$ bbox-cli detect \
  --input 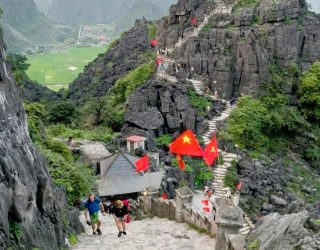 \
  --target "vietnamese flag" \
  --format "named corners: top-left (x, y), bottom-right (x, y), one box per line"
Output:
top-left (203, 134), bottom-right (219, 166)
top-left (203, 207), bottom-right (210, 213)
top-left (169, 130), bottom-right (204, 157)
top-left (150, 39), bottom-right (158, 47)
top-left (176, 155), bottom-right (186, 171)
top-left (162, 193), bottom-right (168, 200)
top-left (201, 199), bottom-right (209, 206)
top-left (236, 181), bottom-right (243, 191)
top-left (135, 155), bottom-right (149, 172)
